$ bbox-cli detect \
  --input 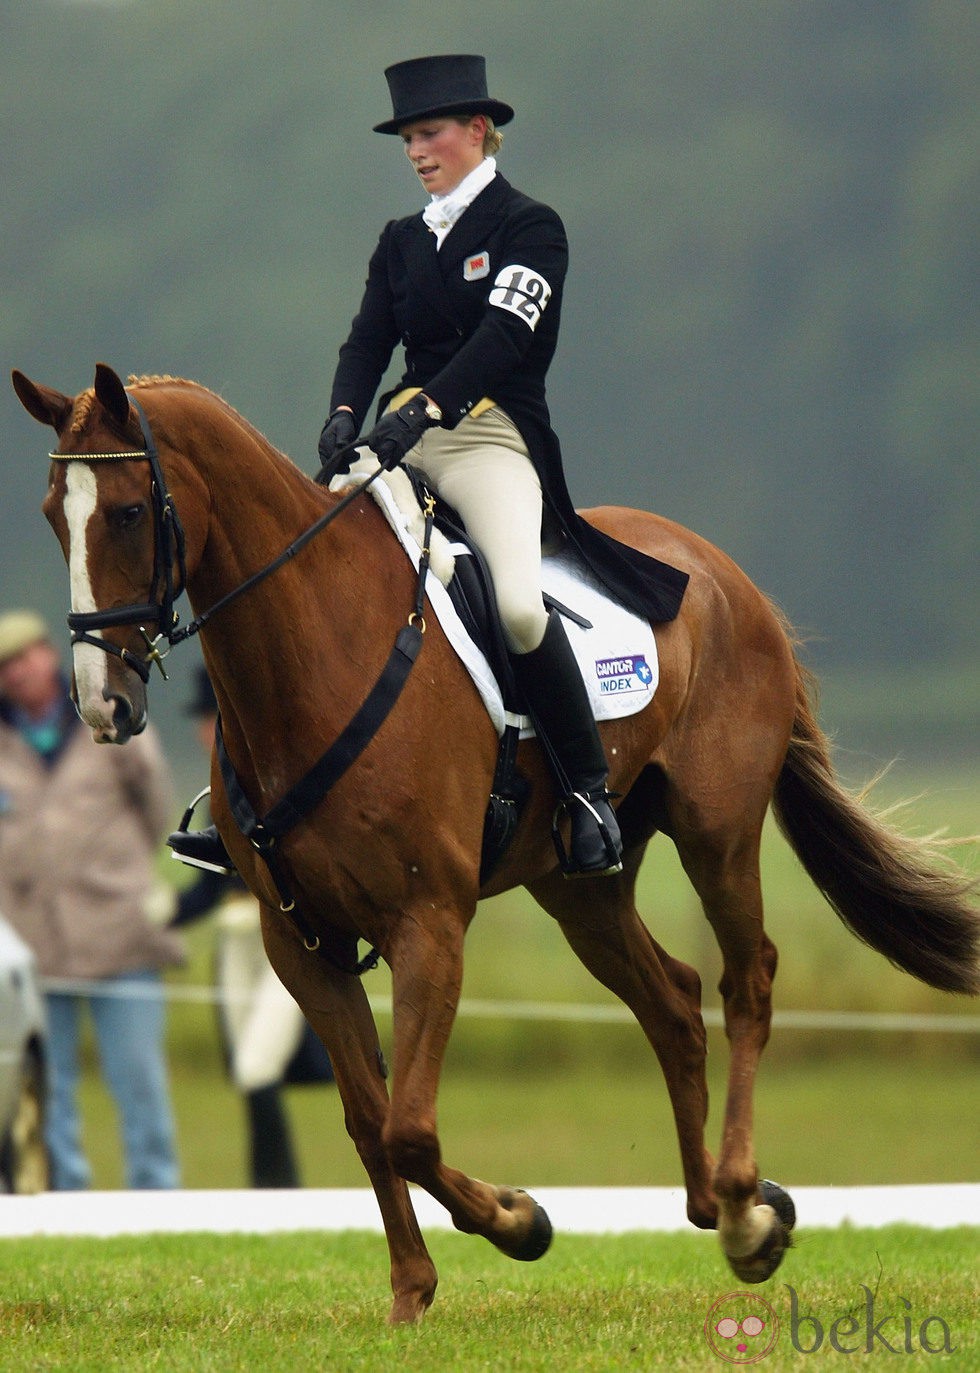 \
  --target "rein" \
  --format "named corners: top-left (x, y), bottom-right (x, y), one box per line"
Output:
top-left (165, 444), bottom-right (387, 653)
